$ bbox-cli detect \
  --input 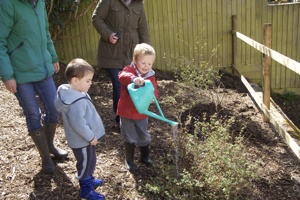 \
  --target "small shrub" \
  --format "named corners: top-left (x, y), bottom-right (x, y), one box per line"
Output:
top-left (280, 91), bottom-right (300, 105)
top-left (163, 36), bottom-right (224, 112)
top-left (145, 114), bottom-right (259, 200)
